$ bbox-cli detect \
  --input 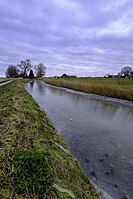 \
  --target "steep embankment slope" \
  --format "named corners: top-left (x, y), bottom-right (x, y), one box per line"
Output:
top-left (0, 80), bottom-right (99, 199)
